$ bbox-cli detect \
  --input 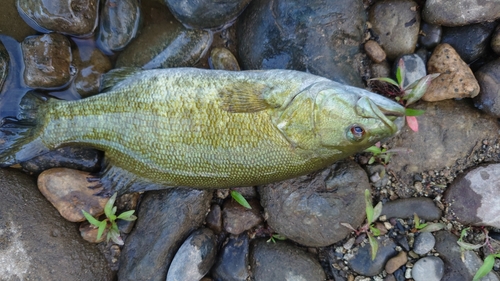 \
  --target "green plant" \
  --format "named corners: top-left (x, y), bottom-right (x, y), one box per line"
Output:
top-left (412, 213), bottom-right (445, 233)
top-left (82, 192), bottom-right (137, 245)
top-left (474, 253), bottom-right (500, 281)
top-left (364, 142), bottom-right (412, 165)
top-left (370, 58), bottom-right (440, 132)
top-left (341, 189), bottom-right (382, 260)
top-left (456, 227), bottom-right (499, 280)
top-left (267, 233), bottom-right (287, 243)
top-left (230, 190), bottom-right (251, 209)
